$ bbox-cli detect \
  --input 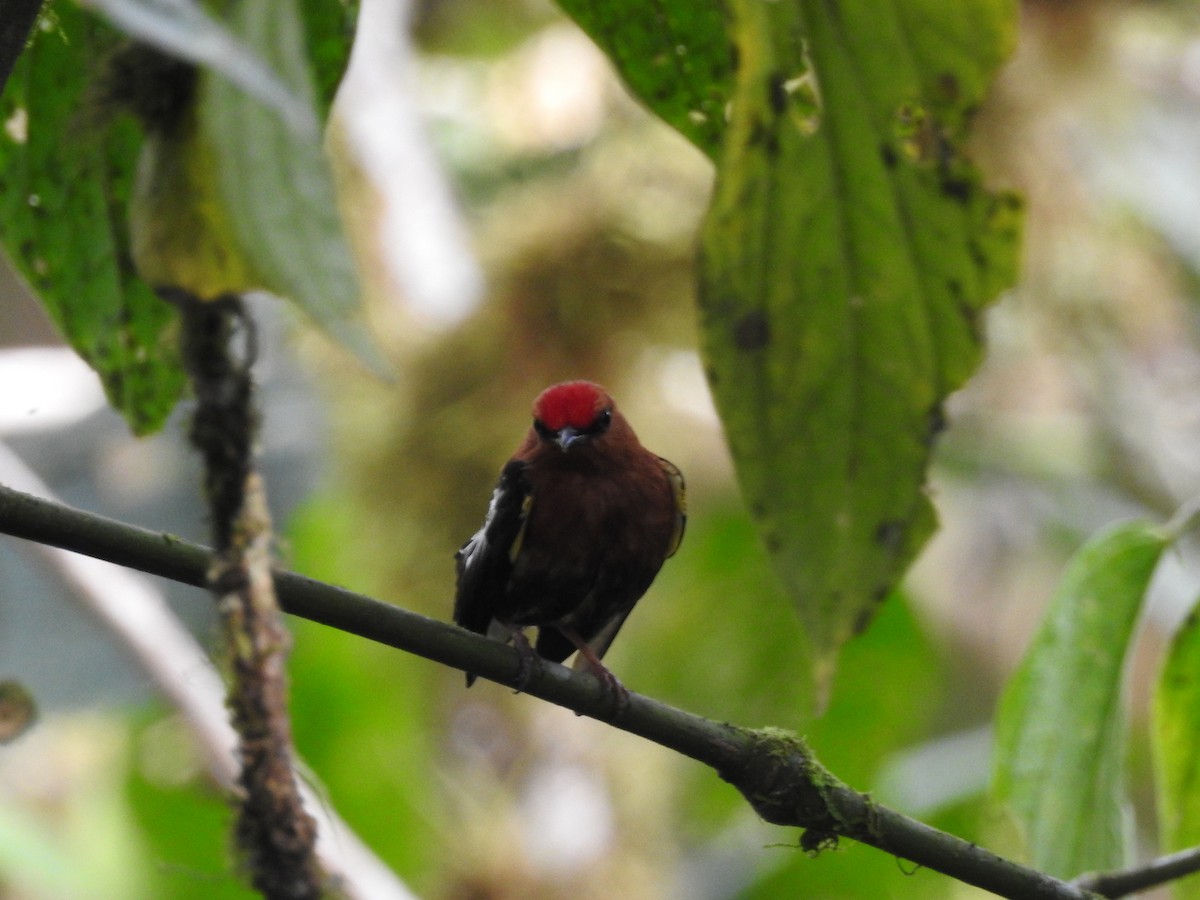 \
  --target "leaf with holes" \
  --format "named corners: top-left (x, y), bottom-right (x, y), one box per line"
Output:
top-left (696, 0), bottom-right (1021, 697)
